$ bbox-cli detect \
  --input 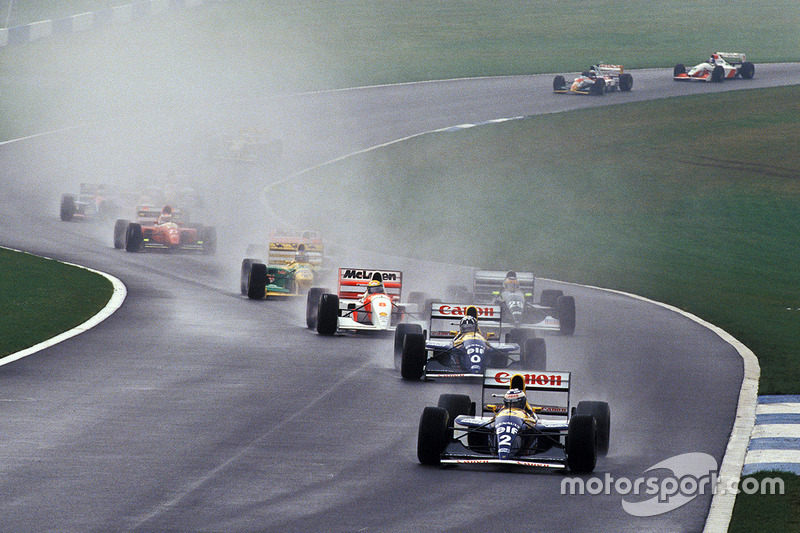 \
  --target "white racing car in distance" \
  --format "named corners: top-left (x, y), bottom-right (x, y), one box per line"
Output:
top-left (673, 52), bottom-right (754, 82)
top-left (553, 64), bottom-right (633, 95)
